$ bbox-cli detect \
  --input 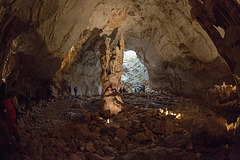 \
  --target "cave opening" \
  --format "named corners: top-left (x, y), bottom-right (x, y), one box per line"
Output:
top-left (121, 50), bottom-right (149, 93)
